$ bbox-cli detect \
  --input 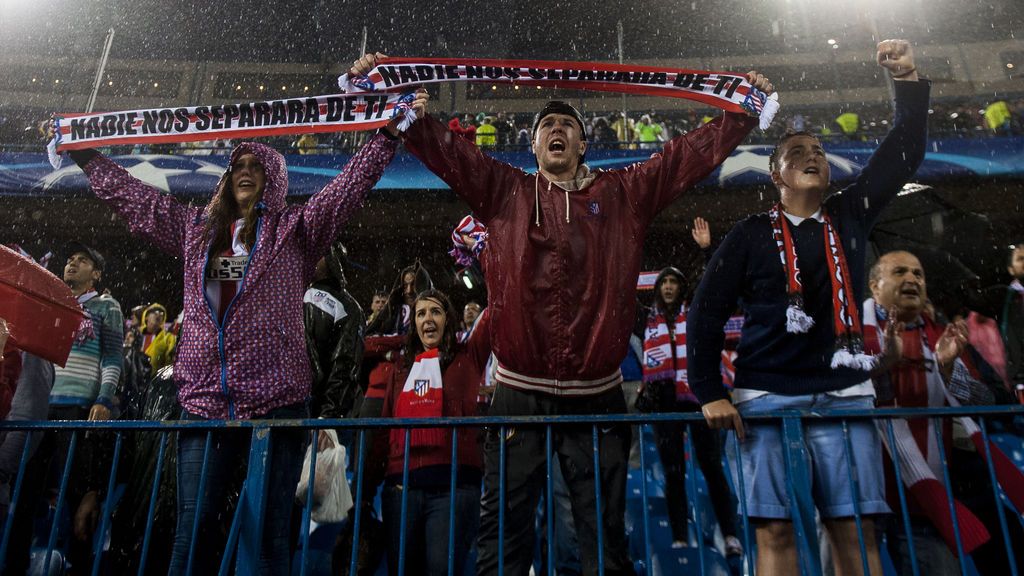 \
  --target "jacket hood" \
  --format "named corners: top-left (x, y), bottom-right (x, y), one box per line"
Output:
top-left (654, 266), bottom-right (686, 312)
top-left (211, 142), bottom-right (288, 213)
top-left (142, 302), bottom-right (167, 332)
